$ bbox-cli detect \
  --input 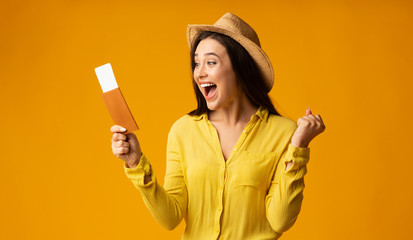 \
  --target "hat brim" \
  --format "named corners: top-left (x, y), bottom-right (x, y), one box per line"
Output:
top-left (187, 24), bottom-right (274, 92)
